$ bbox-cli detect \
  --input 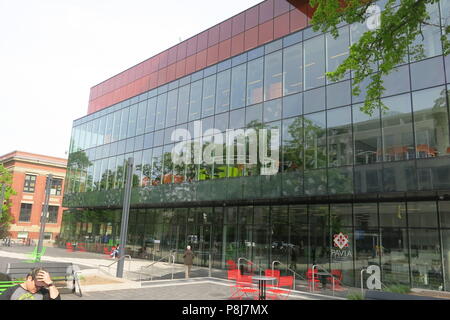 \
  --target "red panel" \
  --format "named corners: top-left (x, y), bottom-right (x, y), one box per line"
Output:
top-left (158, 51), bottom-right (168, 69)
top-left (149, 72), bottom-right (158, 89)
top-left (168, 46), bottom-right (178, 66)
top-left (232, 12), bottom-right (245, 36)
top-left (197, 31), bottom-right (208, 52)
top-left (177, 42), bottom-right (187, 61)
top-left (290, 8), bottom-right (307, 32)
top-left (136, 63), bottom-right (145, 80)
top-left (259, 0), bottom-right (274, 24)
top-left (196, 49), bottom-right (207, 70)
top-left (143, 59), bottom-right (152, 75)
top-left (274, 12), bottom-right (290, 39)
top-left (244, 27), bottom-right (259, 51)
top-left (207, 44), bottom-right (219, 66)
top-left (167, 63), bottom-right (177, 82)
top-left (231, 33), bottom-right (245, 56)
top-left (274, 0), bottom-right (292, 17)
top-left (186, 36), bottom-right (198, 57)
top-left (150, 56), bottom-right (159, 73)
top-left (176, 59), bottom-right (186, 78)
top-left (129, 66), bottom-right (137, 82)
top-left (208, 25), bottom-right (220, 46)
top-left (218, 39), bottom-right (231, 61)
top-left (157, 67), bottom-right (167, 86)
top-left (245, 6), bottom-right (259, 30)
top-left (258, 19), bottom-right (274, 45)
top-left (219, 19), bottom-right (232, 41)
top-left (185, 55), bottom-right (197, 75)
